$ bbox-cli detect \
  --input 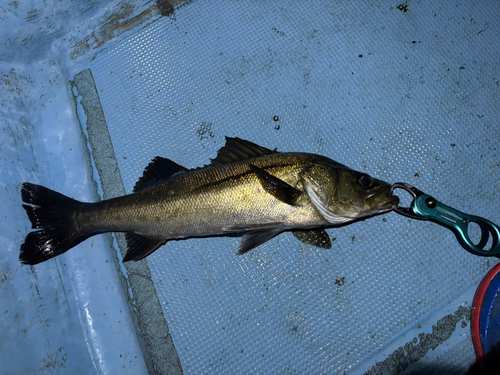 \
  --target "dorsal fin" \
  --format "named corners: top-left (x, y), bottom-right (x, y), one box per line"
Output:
top-left (134, 157), bottom-right (189, 193)
top-left (210, 137), bottom-right (278, 165)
